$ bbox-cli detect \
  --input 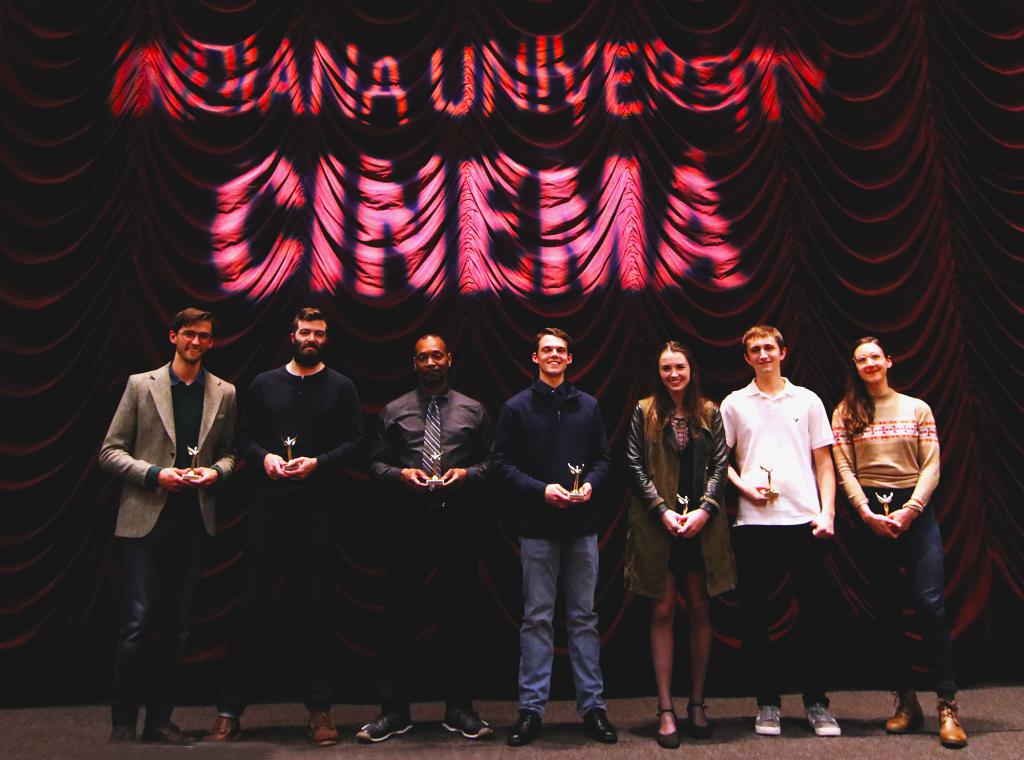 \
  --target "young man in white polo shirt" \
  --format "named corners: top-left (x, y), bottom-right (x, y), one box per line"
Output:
top-left (720, 324), bottom-right (840, 737)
